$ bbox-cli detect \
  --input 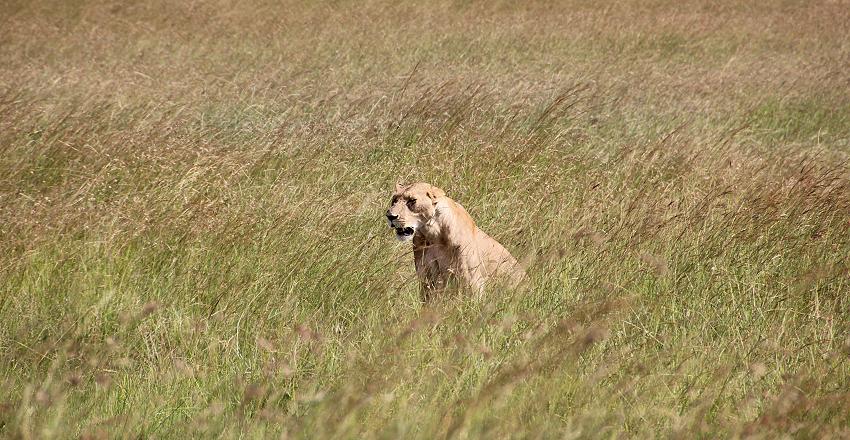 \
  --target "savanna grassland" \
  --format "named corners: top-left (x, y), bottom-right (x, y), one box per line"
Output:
top-left (2, 0), bottom-right (850, 437)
